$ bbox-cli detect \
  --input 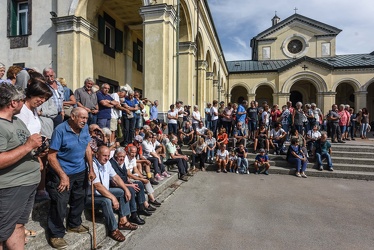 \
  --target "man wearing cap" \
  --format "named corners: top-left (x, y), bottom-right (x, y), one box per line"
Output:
top-left (254, 148), bottom-right (270, 175)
